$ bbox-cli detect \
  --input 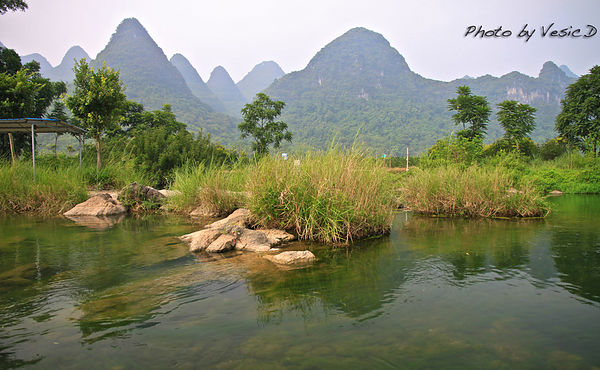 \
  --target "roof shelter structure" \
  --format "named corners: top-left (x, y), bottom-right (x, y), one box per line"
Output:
top-left (0, 118), bottom-right (87, 180)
